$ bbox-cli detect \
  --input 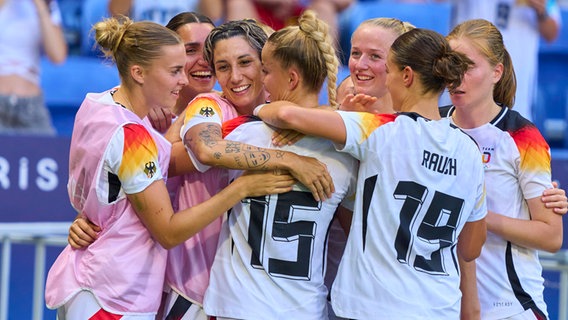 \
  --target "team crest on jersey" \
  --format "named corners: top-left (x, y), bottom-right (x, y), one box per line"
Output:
top-left (199, 106), bottom-right (215, 117)
top-left (144, 161), bottom-right (156, 178)
top-left (481, 146), bottom-right (494, 169)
